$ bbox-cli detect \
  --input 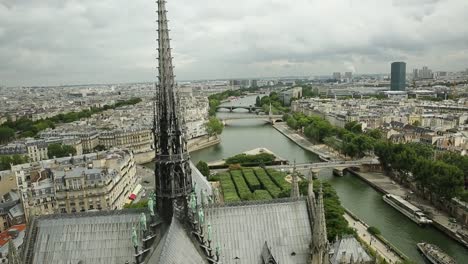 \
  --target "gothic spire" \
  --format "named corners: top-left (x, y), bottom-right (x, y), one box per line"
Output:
top-left (8, 239), bottom-right (21, 264)
top-left (154, 0), bottom-right (192, 222)
top-left (307, 169), bottom-right (315, 200)
top-left (311, 184), bottom-right (329, 264)
top-left (290, 160), bottom-right (300, 198)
